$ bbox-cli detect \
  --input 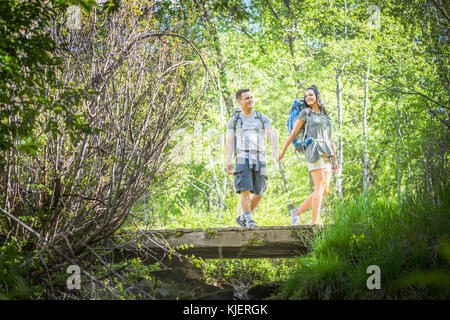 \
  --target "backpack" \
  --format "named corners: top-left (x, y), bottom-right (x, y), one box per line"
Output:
top-left (286, 98), bottom-right (312, 153)
top-left (232, 109), bottom-right (265, 157)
